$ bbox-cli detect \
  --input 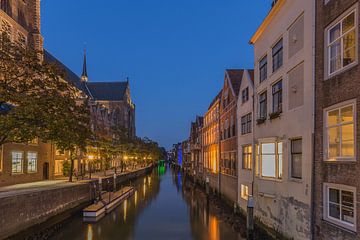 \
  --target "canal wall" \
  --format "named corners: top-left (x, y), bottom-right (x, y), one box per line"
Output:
top-left (0, 165), bottom-right (153, 239)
